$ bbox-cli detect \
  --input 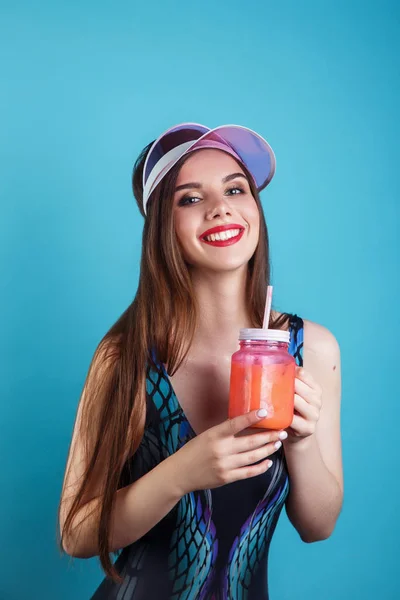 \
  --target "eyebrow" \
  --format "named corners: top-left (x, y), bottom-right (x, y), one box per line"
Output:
top-left (175, 172), bottom-right (248, 193)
